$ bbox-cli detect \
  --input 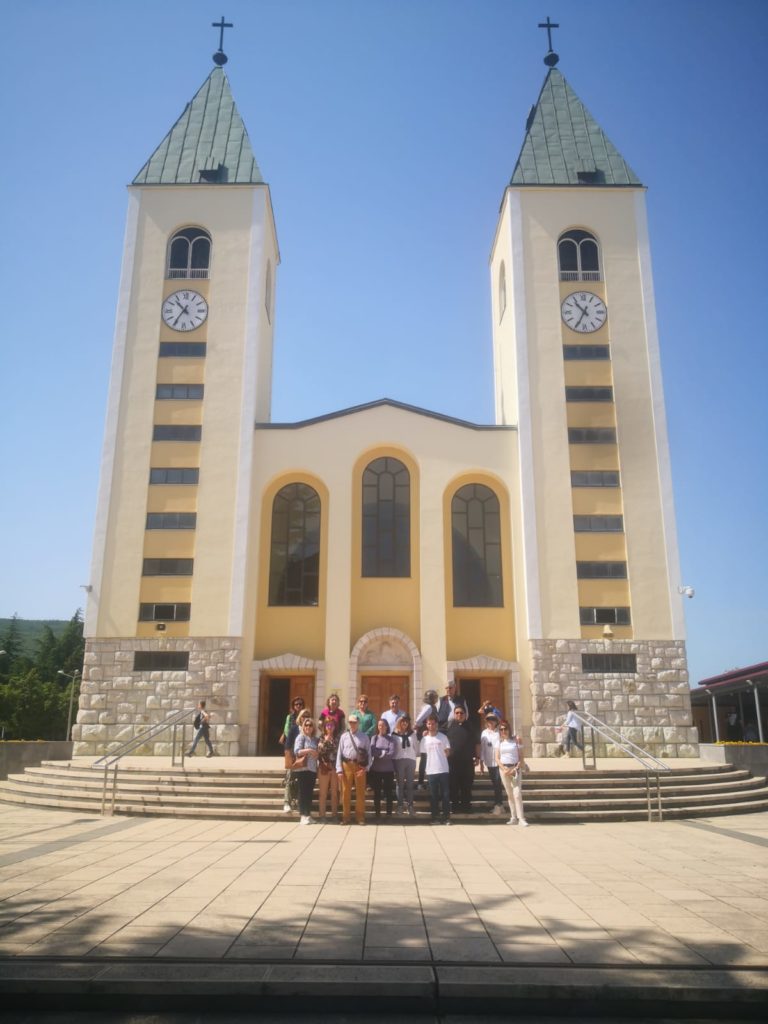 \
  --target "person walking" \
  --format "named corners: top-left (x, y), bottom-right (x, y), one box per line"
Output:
top-left (392, 714), bottom-right (419, 816)
top-left (369, 719), bottom-right (396, 819)
top-left (186, 700), bottom-right (214, 758)
top-left (564, 701), bottom-right (584, 756)
top-left (336, 713), bottom-right (371, 825)
top-left (421, 715), bottom-right (451, 825)
top-left (479, 712), bottom-right (504, 815)
top-left (496, 721), bottom-right (529, 826)
top-left (293, 716), bottom-right (319, 825)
